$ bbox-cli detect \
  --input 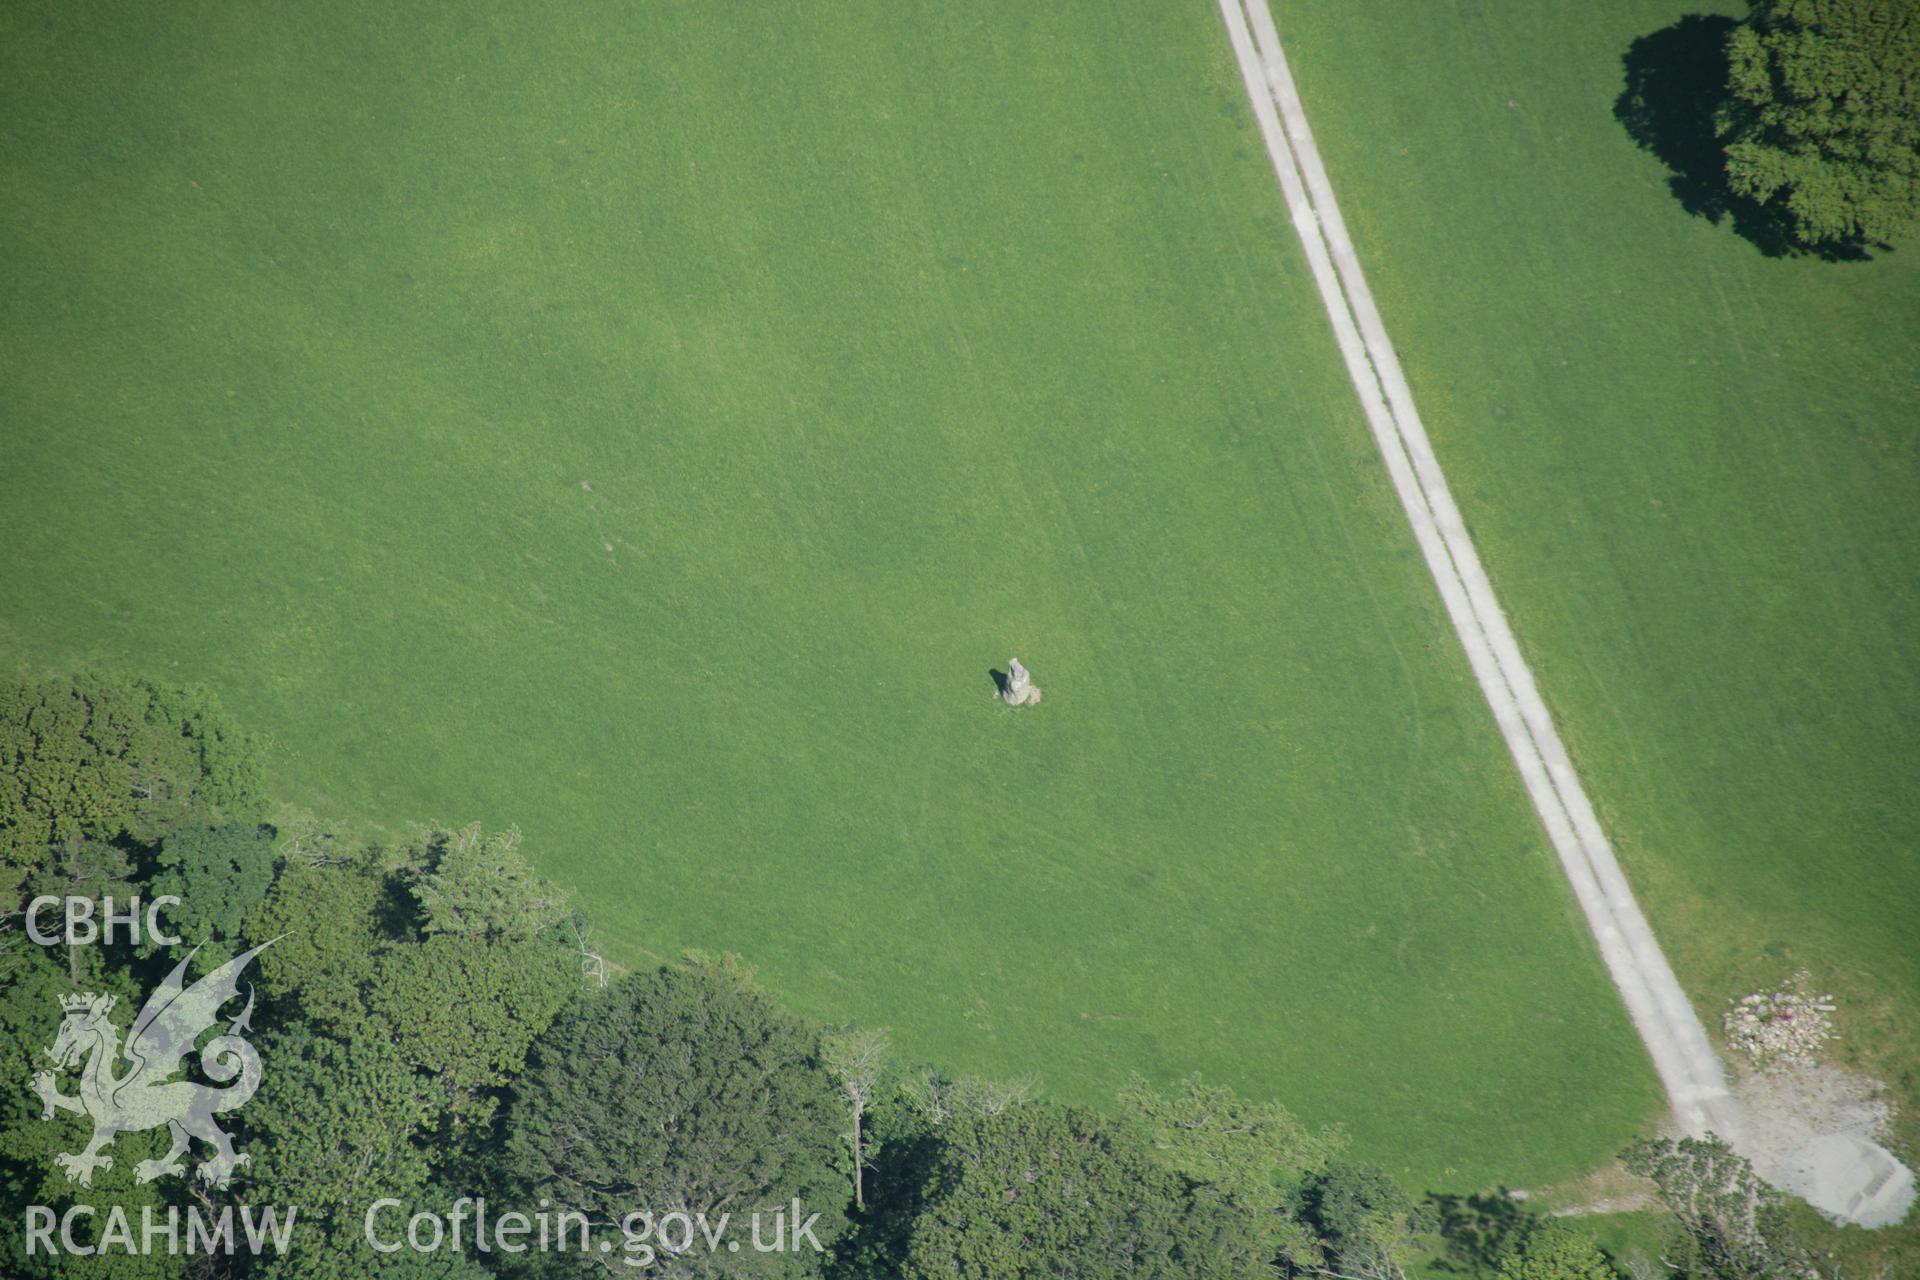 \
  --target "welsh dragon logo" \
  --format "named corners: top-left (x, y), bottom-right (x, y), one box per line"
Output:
top-left (31, 941), bottom-right (275, 1189)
